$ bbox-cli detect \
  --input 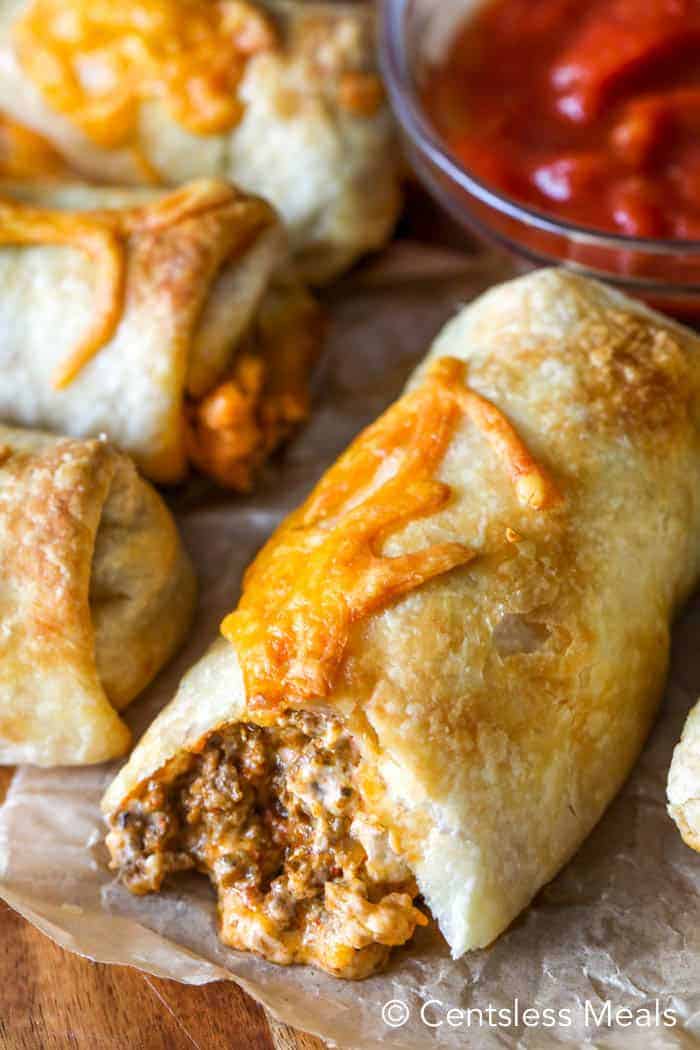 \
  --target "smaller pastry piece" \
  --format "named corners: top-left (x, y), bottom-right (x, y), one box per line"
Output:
top-left (0, 0), bottom-right (401, 282)
top-left (0, 424), bottom-right (196, 766)
top-left (0, 178), bottom-right (323, 488)
top-left (185, 277), bottom-right (324, 491)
